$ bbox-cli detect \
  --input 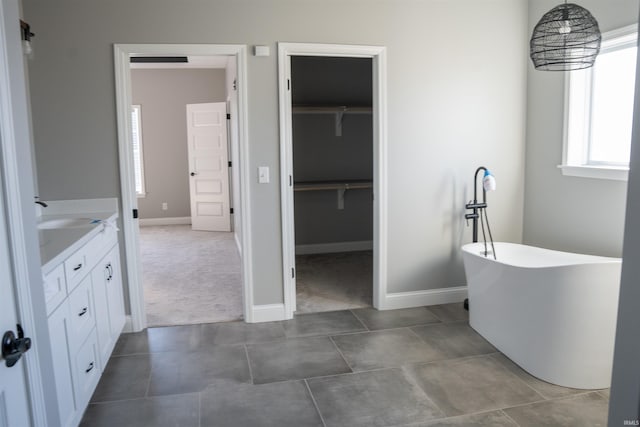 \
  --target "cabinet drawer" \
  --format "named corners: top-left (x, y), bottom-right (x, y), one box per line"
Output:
top-left (72, 330), bottom-right (101, 409)
top-left (64, 249), bottom-right (90, 293)
top-left (67, 275), bottom-right (96, 352)
top-left (44, 263), bottom-right (67, 315)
